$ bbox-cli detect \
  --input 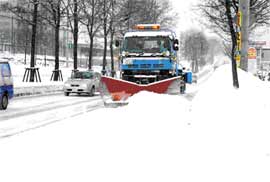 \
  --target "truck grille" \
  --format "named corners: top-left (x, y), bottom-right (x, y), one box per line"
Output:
top-left (140, 64), bottom-right (151, 68)
top-left (71, 84), bottom-right (80, 87)
top-left (128, 64), bottom-right (139, 68)
top-left (153, 64), bottom-right (164, 68)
